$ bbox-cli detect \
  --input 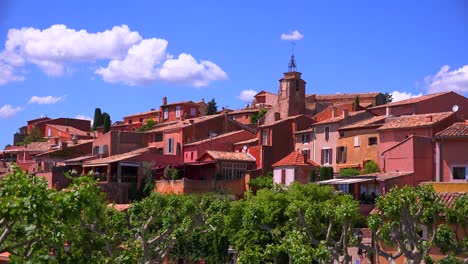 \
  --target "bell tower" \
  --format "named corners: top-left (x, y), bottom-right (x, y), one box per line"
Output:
top-left (277, 46), bottom-right (306, 118)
